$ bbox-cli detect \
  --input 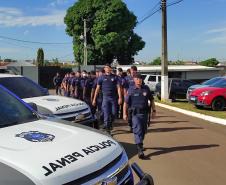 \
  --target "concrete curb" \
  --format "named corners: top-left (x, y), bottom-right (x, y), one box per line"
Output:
top-left (155, 102), bottom-right (226, 126)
